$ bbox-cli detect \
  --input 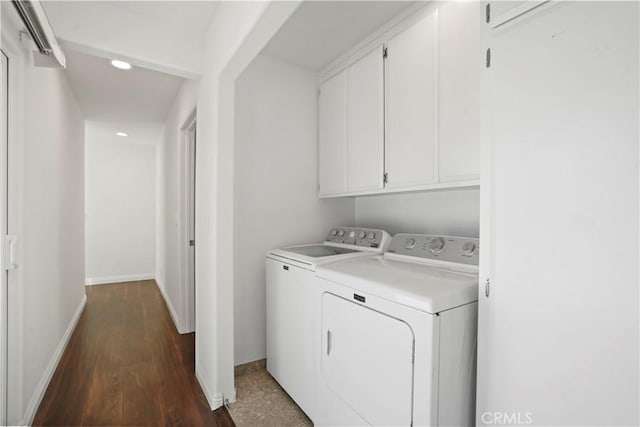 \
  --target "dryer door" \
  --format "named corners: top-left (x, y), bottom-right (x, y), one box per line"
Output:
top-left (321, 292), bottom-right (415, 426)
